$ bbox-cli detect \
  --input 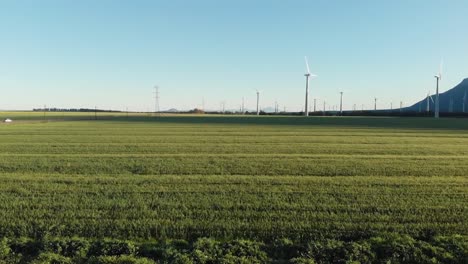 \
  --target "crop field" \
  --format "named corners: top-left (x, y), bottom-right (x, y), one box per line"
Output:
top-left (0, 113), bottom-right (467, 262)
